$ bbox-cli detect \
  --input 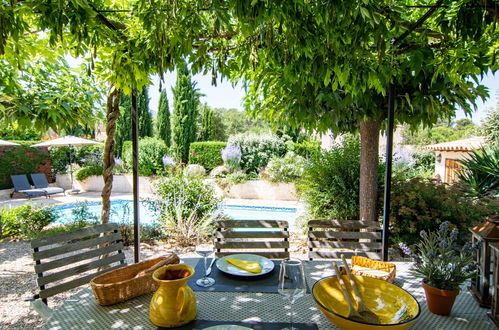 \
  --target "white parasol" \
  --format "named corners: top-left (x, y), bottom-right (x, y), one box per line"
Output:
top-left (0, 139), bottom-right (20, 146)
top-left (32, 136), bottom-right (102, 192)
